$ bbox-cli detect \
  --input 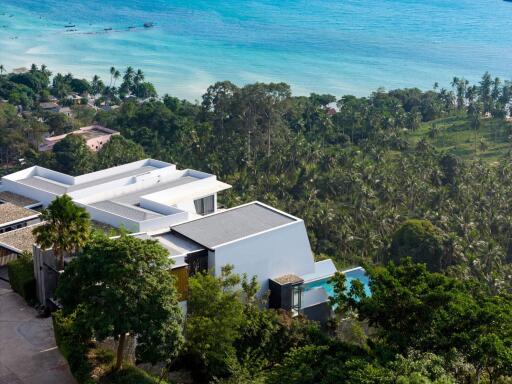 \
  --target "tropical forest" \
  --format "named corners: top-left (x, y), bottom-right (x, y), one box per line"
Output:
top-left (1, 65), bottom-right (512, 383)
